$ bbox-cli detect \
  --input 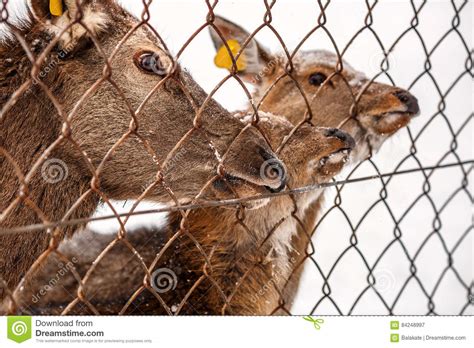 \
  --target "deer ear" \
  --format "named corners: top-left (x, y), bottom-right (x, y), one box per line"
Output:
top-left (28, 0), bottom-right (109, 49)
top-left (209, 16), bottom-right (273, 83)
top-left (28, 0), bottom-right (54, 20)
